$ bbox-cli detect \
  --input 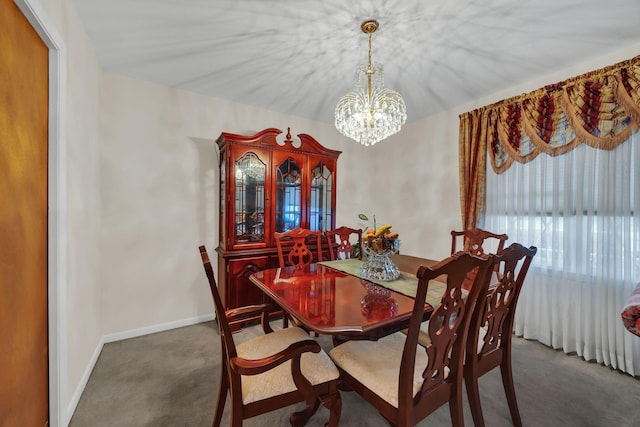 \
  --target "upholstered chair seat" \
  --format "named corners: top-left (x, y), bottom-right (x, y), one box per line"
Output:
top-left (238, 327), bottom-right (339, 404)
top-left (329, 332), bottom-right (429, 408)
